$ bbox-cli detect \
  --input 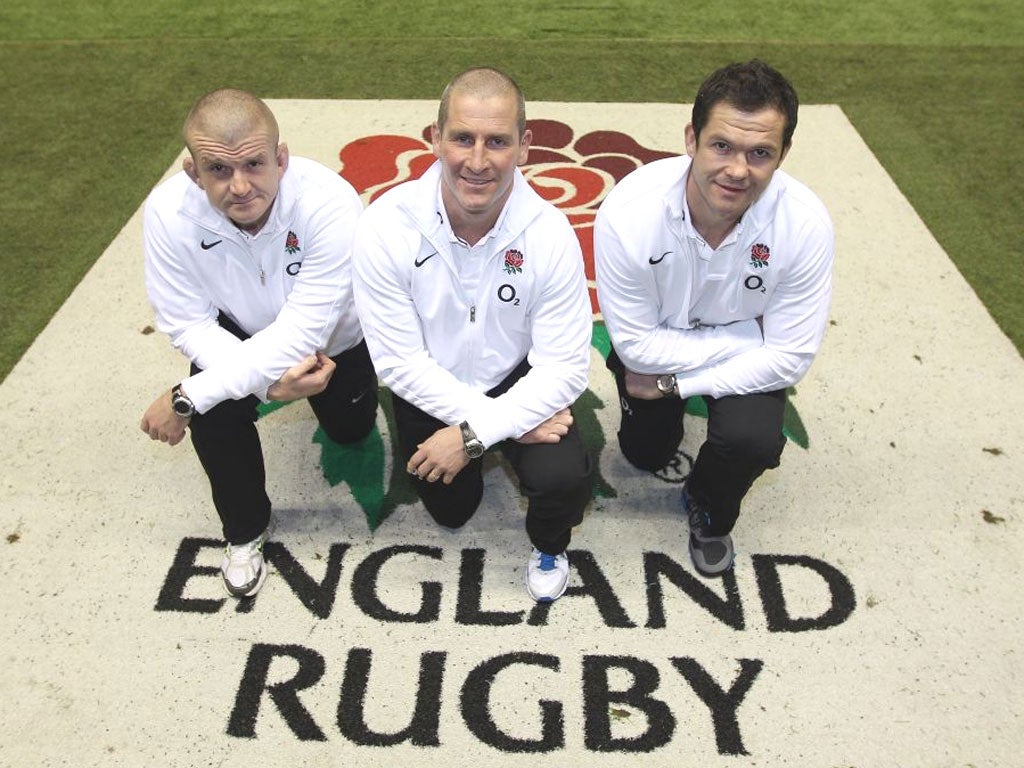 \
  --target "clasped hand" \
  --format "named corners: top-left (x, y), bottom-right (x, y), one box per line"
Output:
top-left (407, 424), bottom-right (469, 485)
top-left (268, 352), bottom-right (336, 401)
